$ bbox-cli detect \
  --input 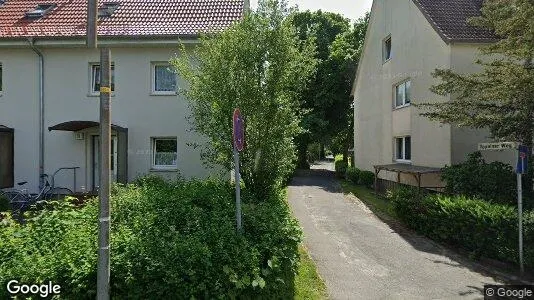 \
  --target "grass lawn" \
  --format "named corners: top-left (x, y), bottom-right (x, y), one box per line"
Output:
top-left (294, 245), bottom-right (328, 300)
top-left (339, 180), bottom-right (397, 220)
